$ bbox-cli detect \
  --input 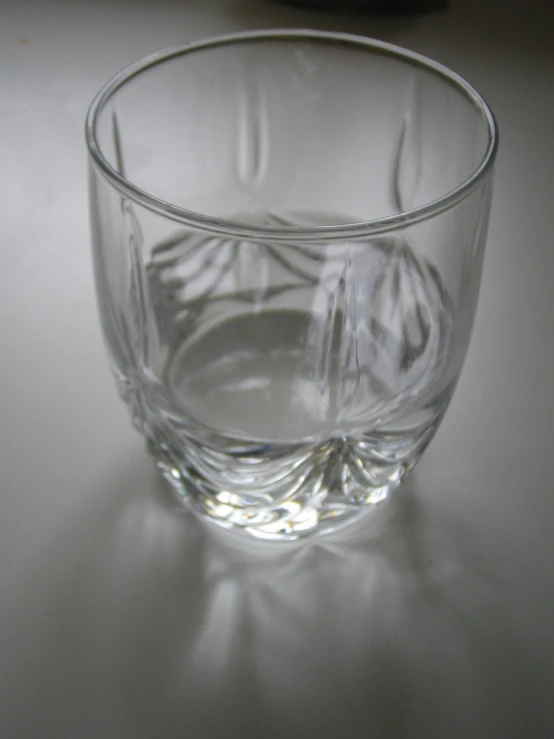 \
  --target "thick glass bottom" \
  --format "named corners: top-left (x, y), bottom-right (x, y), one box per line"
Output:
top-left (139, 414), bottom-right (440, 541)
